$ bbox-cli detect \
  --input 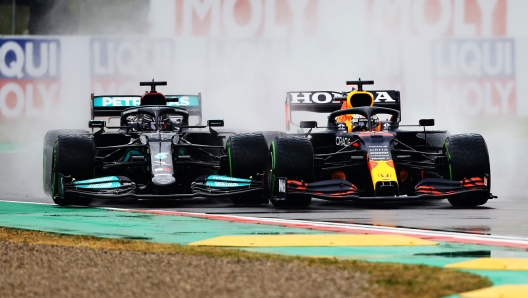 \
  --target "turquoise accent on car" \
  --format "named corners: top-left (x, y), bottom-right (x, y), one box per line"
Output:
top-left (73, 176), bottom-right (120, 185)
top-left (93, 97), bottom-right (141, 107)
top-left (123, 149), bottom-right (144, 162)
top-left (205, 181), bottom-right (251, 188)
top-left (207, 175), bottom-right (252, 183)
top-left (166, 95), bottom-right (200, 107)
top-left (75, 182), bottom-right (122, 189)
top-left (154, 153), bottom-right (168, 159)
top-left (93, 95), bottom-right (199, 107)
